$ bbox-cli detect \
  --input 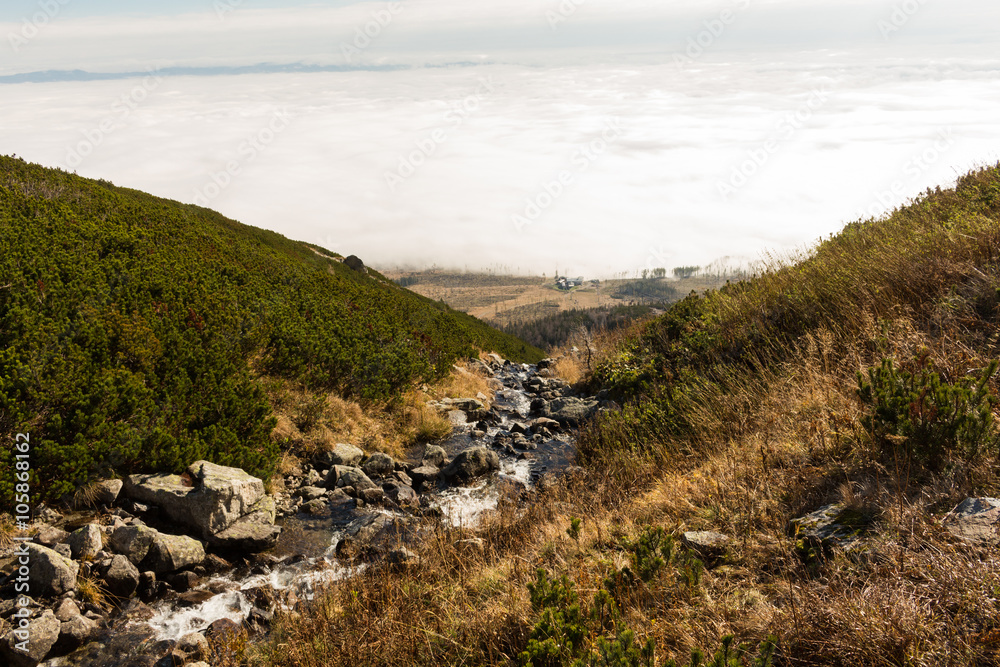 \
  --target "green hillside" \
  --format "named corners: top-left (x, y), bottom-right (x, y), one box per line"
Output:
top-left (0, 155), bottom-right (543, 502)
